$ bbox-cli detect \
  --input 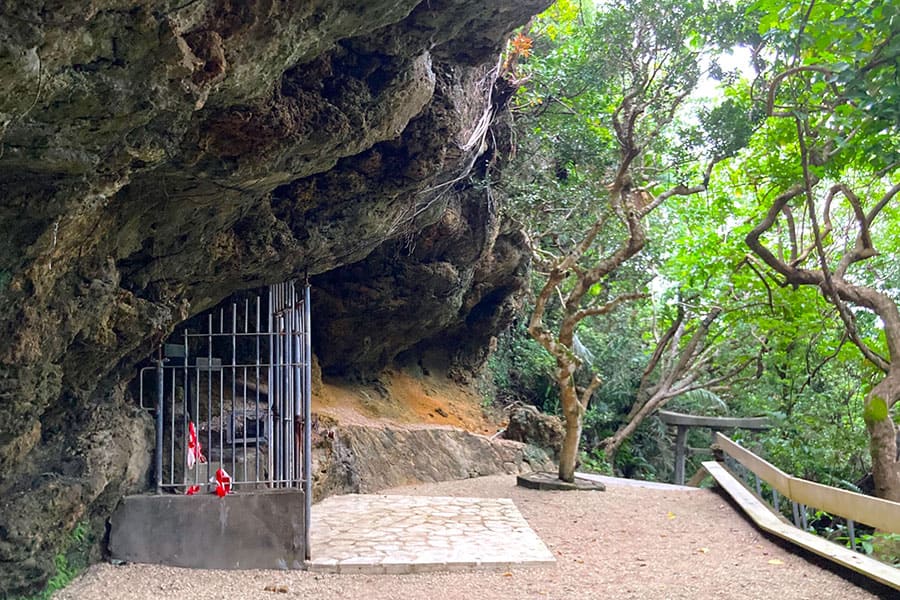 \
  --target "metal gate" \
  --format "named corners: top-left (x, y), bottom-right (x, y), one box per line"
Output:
top-left (139, 281), bottom-right (311, 553)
